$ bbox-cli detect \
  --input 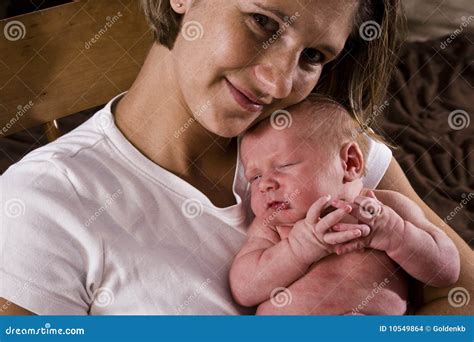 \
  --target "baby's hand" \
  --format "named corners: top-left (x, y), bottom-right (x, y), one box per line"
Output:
top-left (287, 195), bottom-right (370, 265)
top-left (332, 191), bottom-right (405, 253)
